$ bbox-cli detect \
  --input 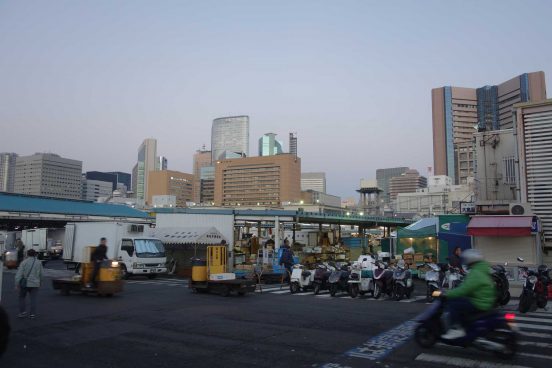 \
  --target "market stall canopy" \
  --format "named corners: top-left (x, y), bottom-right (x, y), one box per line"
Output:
top-left (467, 216), bottom-right (533, 237)
top-left (404, 218), bottom-right (439, 232)
top-left (153, 227), bottom-right (227, 245)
